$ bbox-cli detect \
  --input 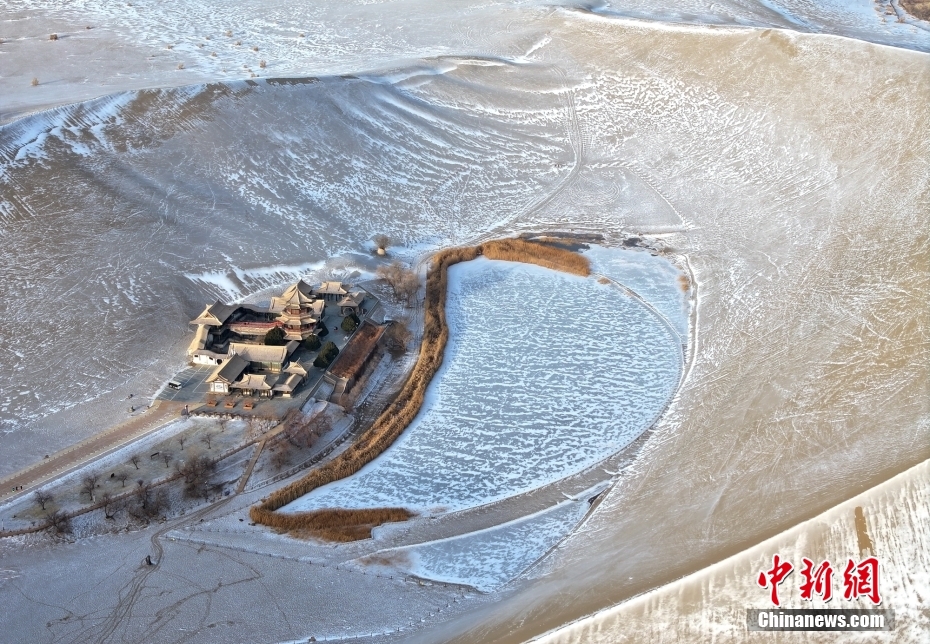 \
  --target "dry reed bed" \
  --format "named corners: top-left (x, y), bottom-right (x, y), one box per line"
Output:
top-left (900, 0), bottom-right (930, 21)
top-left (330, 322), bottom-right (385, 381)
top-left (249, 239), bottom-right (590, 539)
